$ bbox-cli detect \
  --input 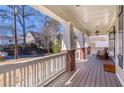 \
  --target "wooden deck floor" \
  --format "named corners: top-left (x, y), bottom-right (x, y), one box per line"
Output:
top-left (46, 55), bottom-right (122, 87)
